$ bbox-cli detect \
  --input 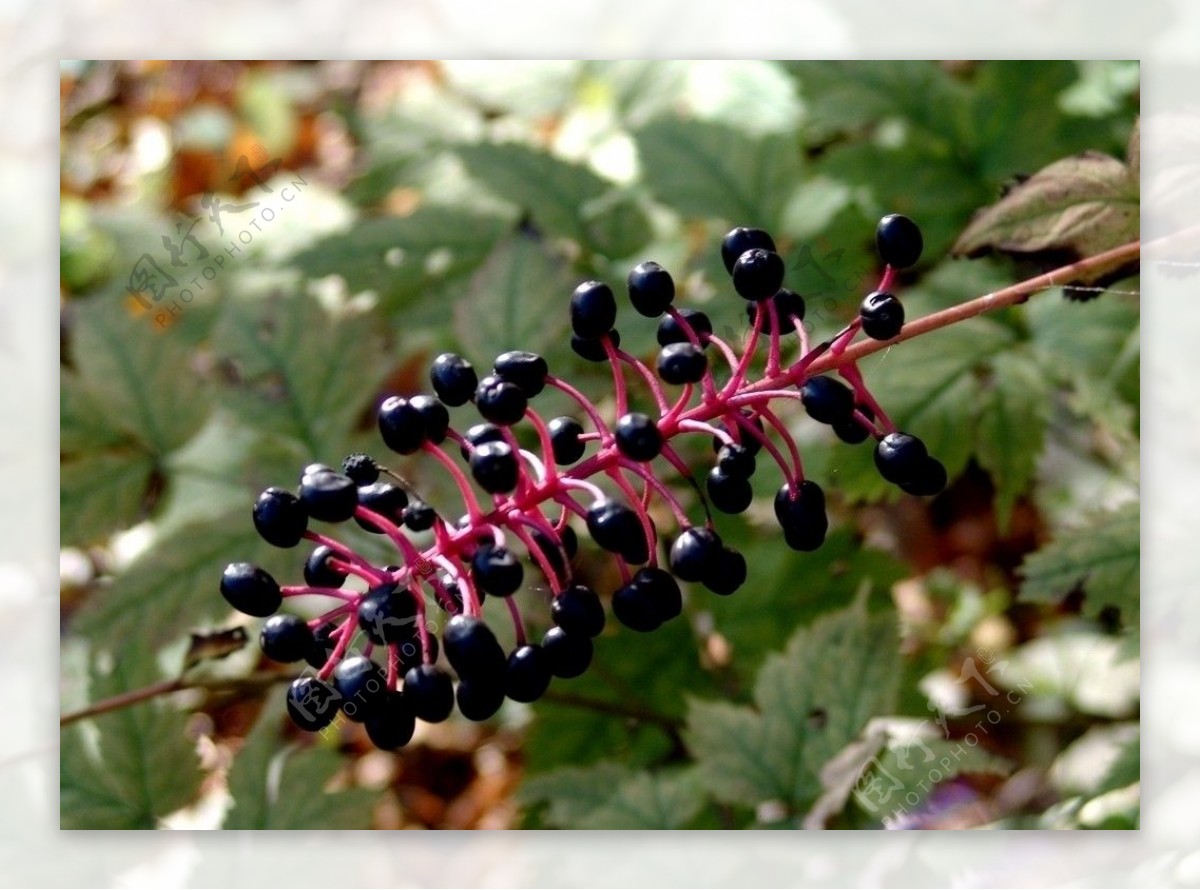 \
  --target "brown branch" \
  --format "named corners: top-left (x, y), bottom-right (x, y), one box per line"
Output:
top-left (59, 672), bottom-right (290, 727)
